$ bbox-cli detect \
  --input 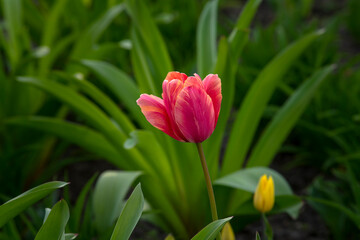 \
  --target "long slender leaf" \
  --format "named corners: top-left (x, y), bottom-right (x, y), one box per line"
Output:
top-left (41, 0), bottom-right (70, 46)
top-left (125, 0), bottom-right (173, 84)
top-left (93, 171), bottom-right (142, 232)
top-left (72, 173), bottom-right (98, 230)
top-left (110, 184), bottom-right (144, 240)
top-left (2, 0), bottom-right (22, 67)
top-left (80, 59), bottom-right (143, 126)
top-left (130, 27), bottom-right (158, 95)
top-left (215, 167), bottom-right (292, 195)
top-left (197, 0), bottom-right (218, 77)
top-left (35, 200), bottom-right (69, 240)
top-left (6, 117), bottom-right (124, 168)
top-left (191, 217), bottom-right (232, 240)
top-left (66, 74), bottom-right (135, 134)
top-left (0, 182), bottom-right (68, 227)
top-left (221, 30), bottom-right (325, 176)
top-left (71, 4), bottom-right (125, 59)
top-left (229, 0), bottom-right (262, 60)
top-left (16, 76), bottom-right (151, 171)
top-left (247, 64), bottom-right (335, 167)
